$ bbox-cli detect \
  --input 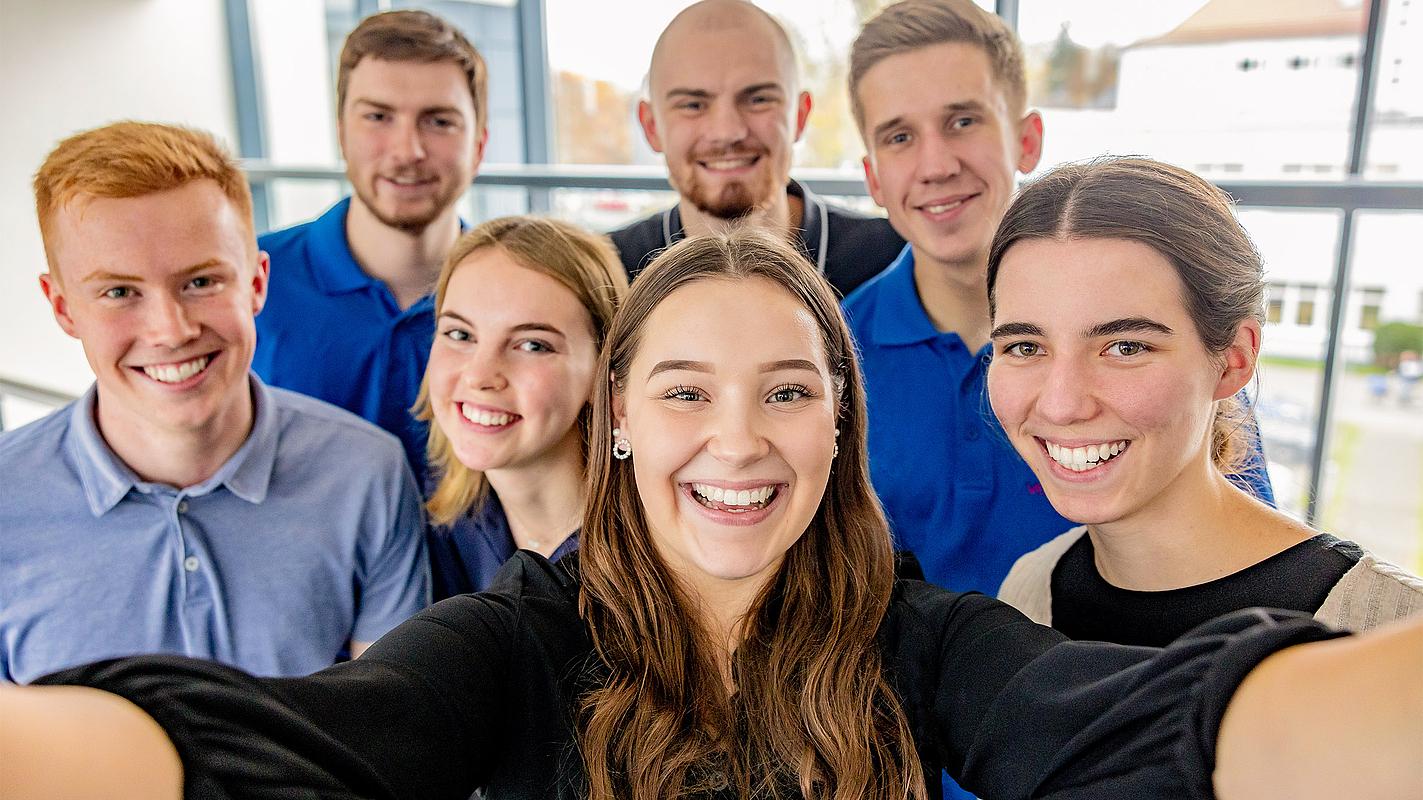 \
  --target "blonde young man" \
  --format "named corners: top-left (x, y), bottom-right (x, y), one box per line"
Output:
top-left (0, 122), bottom-right (428, 684)
top-left (254, 10), bottom-right (487, 474)
top-left (609, 0), bottom-right (904, 296)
